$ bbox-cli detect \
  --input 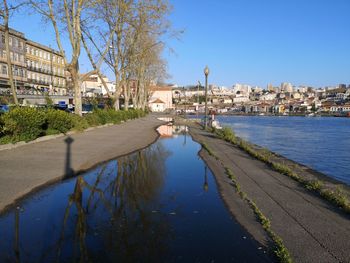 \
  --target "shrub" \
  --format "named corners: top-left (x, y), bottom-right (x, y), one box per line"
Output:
top-left (72, 115), bottom-right (89, 131)
top-left (0, 107), bottom-right (46, 142)
top-left (45, 109), bottom-right (74, 134)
